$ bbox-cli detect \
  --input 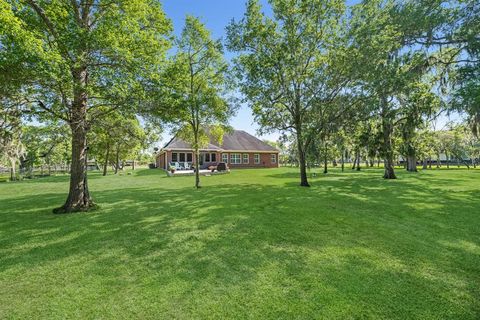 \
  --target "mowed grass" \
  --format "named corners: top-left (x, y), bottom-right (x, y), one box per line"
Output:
top-left (0, 167), bottom-right (479, 319)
